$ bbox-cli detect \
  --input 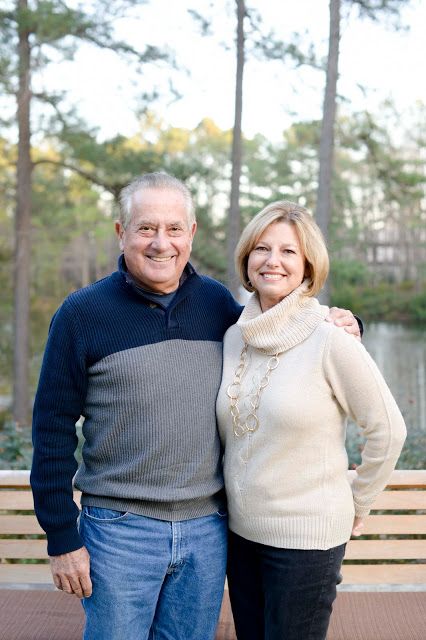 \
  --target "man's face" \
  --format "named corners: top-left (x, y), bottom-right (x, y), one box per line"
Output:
top-left (115, 188), bottom-right (197, 294)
